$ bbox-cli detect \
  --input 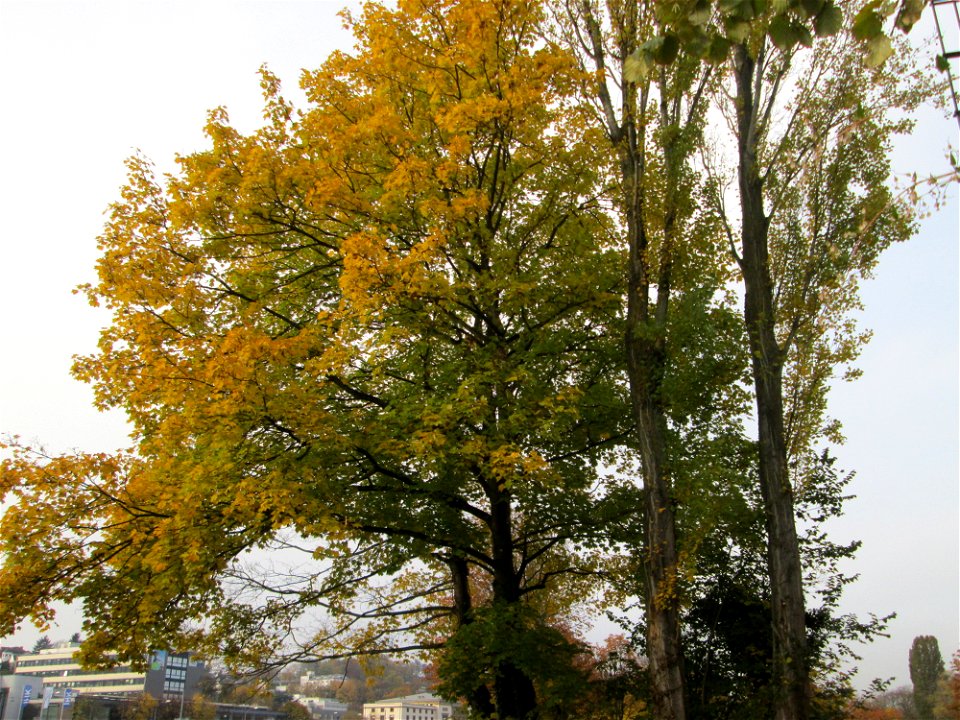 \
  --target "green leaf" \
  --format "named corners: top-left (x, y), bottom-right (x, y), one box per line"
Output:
top-left (724, 16), bottom-right (751, 43)
top-left (707, 35), bottom-right (733, 64)
top-left (653, 33), bottom-right (681, 65)
top-left (684, 29), bottom-right (711, 58)
top-left (624, 49), bottom-right (653, 83)
top-left (737, 0), bottom-right (757, 20)
top-left (652, 4), bottom-right (677, 25)
top-left (852, 7), bottom-right (884, 41)
top-left (865, 34), bottom-right (894, 67)
top-left (769, 14), bottom-right (799, 50)
top-left (936, 54), bottom-right (951, 73)
top-left (814, 4), bottom-right (843, 37)
top-left (895, 0), bottom-right (925, 33)
top-left (689, 0), bottom-right (713, 25)
top-left (800, 0), bottom-right (825, 18)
